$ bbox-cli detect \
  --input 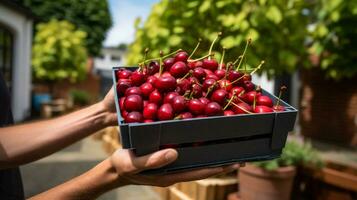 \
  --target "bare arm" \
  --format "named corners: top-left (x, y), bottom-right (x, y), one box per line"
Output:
top-left (0, 88), bottom-right (117, 169)
top-left (29, 149), bottom-right (240, 200)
